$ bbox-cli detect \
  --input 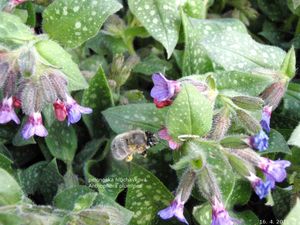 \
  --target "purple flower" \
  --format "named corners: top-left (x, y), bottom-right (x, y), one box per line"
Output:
top-left (249, 130), bottom-right (269, 151)
top-left (211, 197), bottom-right (239, 225)
top-left (150, 73), bottom-right (180, 102)
top-left (260, 106), bottom-right (272, 133)
top-left (258, 158), bottom-right (291, 188)
top-left (21, 112), bottom-right (48, 139)
top-left (158, 193), bottom-right (188, 224)
top-left (246, 172), bottom-right (271, 199)
top-left (65, 95), bottom-right (92, 125)
top-left (0, 97), bottom-right (20, 124)
top-left (158, 128), bottom-right (180, 150)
